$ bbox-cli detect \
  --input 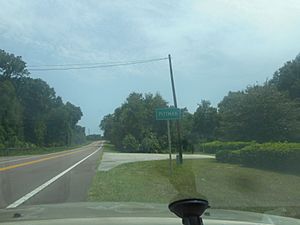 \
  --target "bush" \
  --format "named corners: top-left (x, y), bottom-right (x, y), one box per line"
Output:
top-left (122, 134), bottom-right (139, 152)
top-left (240, 143), bottom-right (300, 171)
top-left (140, 135), bottom-right (161, 153)
top-left (216, 142), bottom-right (300, 172)
top-left (216, 149), bottom-right (241, 163)
top-left (195, 141), bottom-right (255, 154)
